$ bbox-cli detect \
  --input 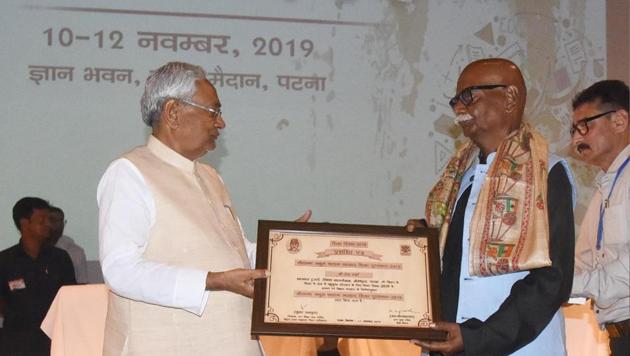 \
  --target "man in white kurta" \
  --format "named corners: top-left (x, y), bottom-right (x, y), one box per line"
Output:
top-left (98, 62), bottom-right (268, 355)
